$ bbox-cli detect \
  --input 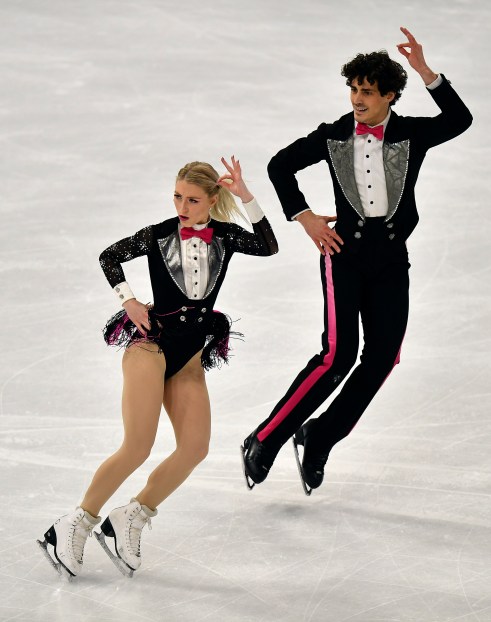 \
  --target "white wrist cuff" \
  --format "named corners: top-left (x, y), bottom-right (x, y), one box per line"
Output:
top-left (114, 281), bottom-right (135, 305)
top-left (242, 197), bottom-right (264, 224)
top-left (426, 74), bottom-right (442, 90)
